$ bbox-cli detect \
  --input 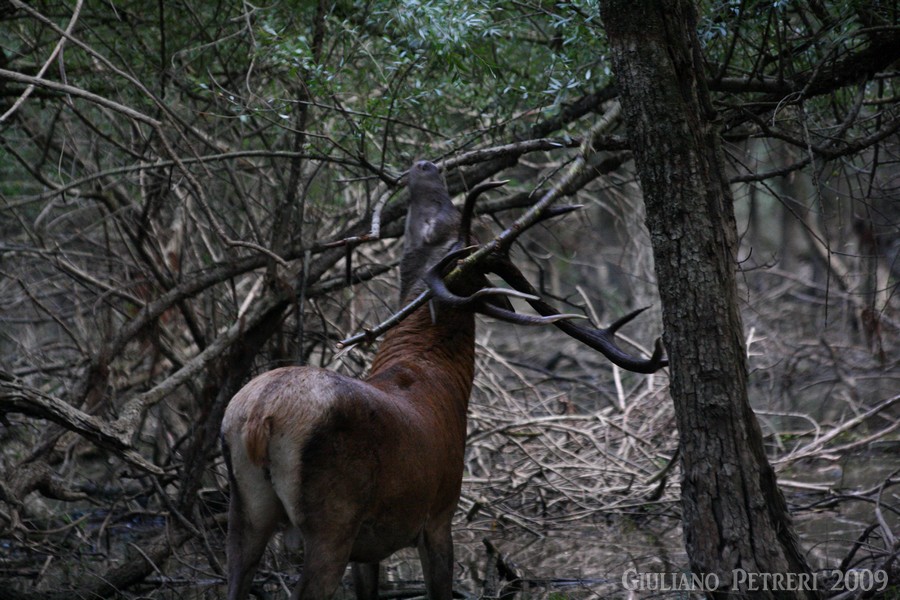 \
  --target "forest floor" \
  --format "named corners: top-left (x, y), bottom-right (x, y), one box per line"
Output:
top-left (7, 446), bottom-right (892, 599)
